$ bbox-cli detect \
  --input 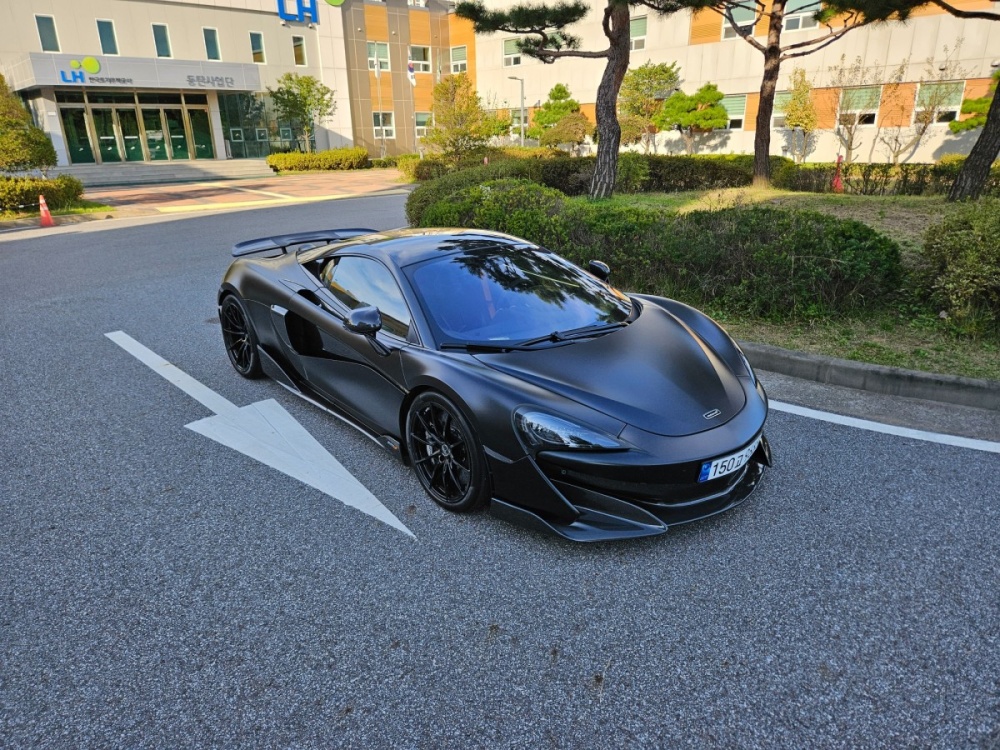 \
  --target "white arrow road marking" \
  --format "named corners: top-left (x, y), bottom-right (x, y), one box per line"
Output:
top-left (770, 399), bottom-right (1000, 455)
top-left (105, 330), bottom-right (415, 538)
